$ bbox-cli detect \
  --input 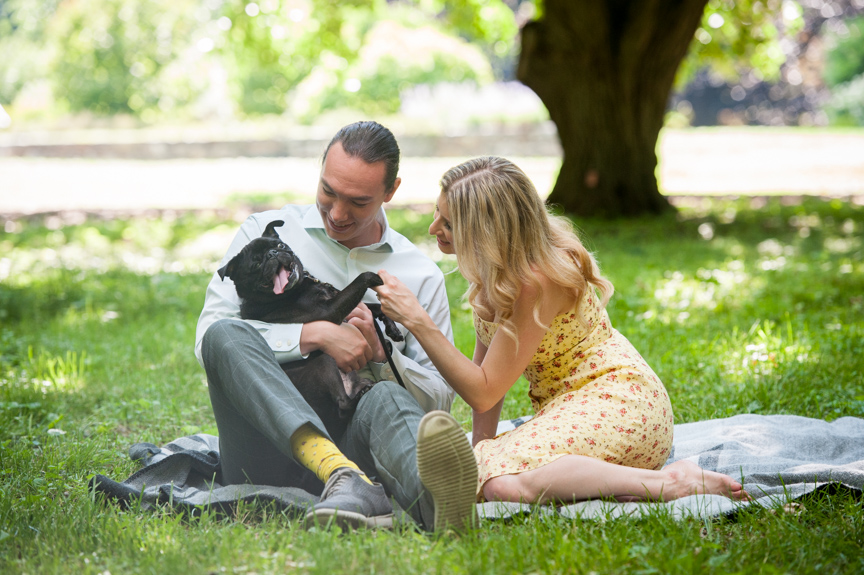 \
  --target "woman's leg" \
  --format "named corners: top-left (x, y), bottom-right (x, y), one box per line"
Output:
top-left (482, 455), bottom-right (749, 504)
